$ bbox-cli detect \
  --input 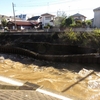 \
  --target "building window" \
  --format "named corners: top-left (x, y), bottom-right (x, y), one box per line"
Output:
top-left (23, 15), bottom-right (26, 18)
top-left (45, 17), bottom-right (51, 20)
